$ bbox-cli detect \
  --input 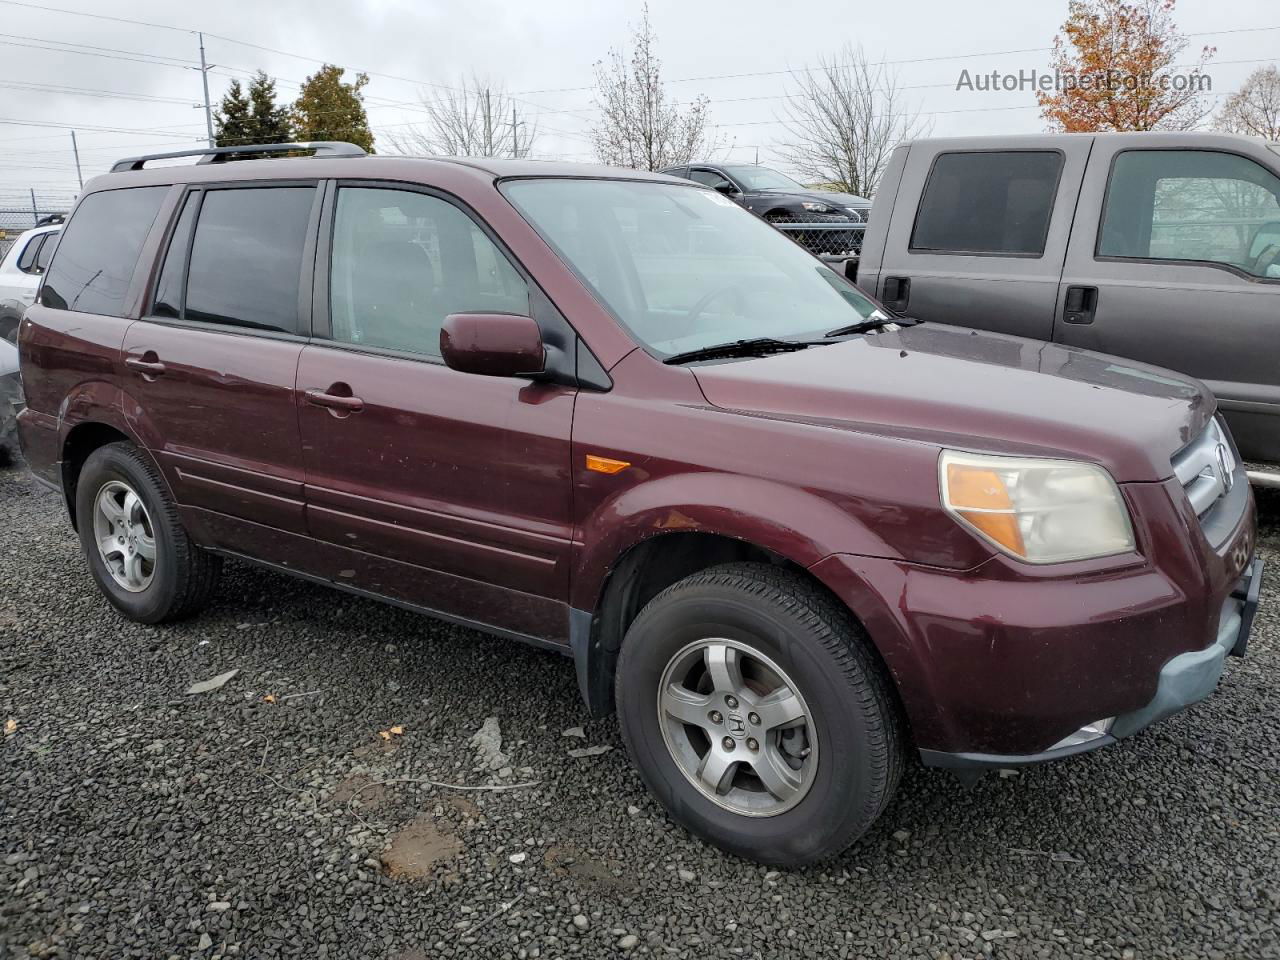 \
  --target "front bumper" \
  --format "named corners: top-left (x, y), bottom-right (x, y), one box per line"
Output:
top-left (810, 476), bottom-right (1259, 764)
top-left (918, 557), bottom-right (1262, 770)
